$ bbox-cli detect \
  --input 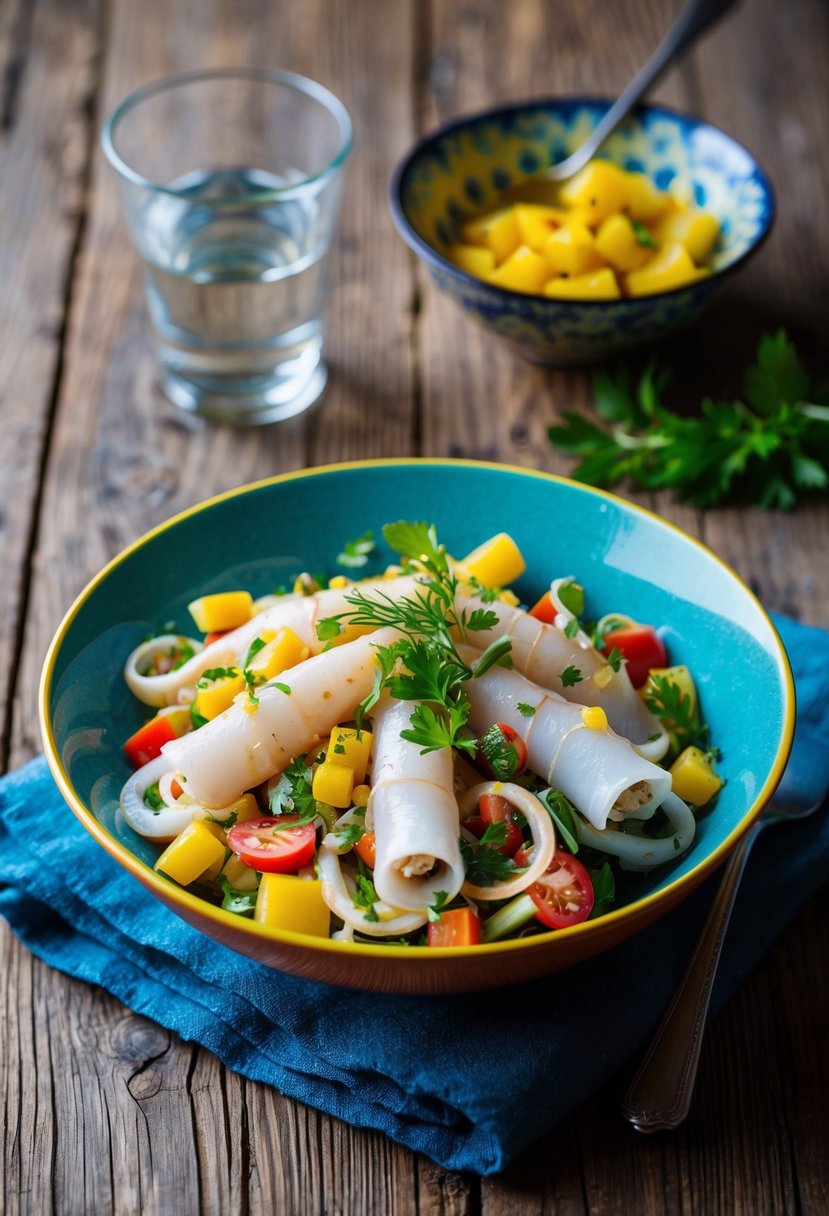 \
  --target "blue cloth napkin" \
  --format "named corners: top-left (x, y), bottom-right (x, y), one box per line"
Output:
top-left (1, 614), bottom-right (827, 1176)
